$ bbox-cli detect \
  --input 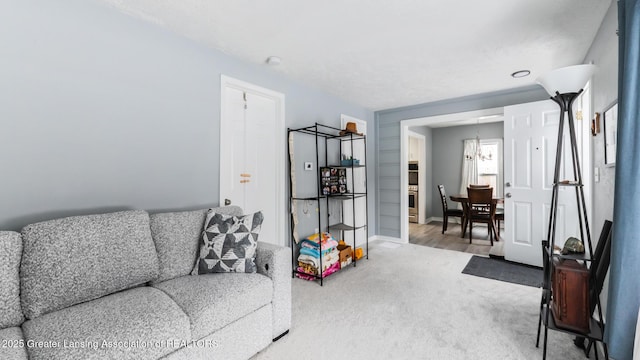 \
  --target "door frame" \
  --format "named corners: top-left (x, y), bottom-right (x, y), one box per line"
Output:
top-left (400, 107), bottom-right (503, 243)
top-left (220, 75), bottom-right (286, 246)
top-left (407, 130), bottom-right (427, 224)
top-left (399, 99), bottom-right (593, 248)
